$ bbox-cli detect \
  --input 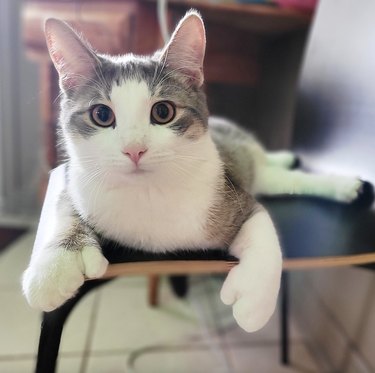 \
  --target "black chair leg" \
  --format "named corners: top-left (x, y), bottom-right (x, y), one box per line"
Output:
top-left (280, 271), bottom-right (289, 365)
top-left (35, 279), bottom-right (110, 373)
top-left (168, 275), bottom-right (189, 298)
